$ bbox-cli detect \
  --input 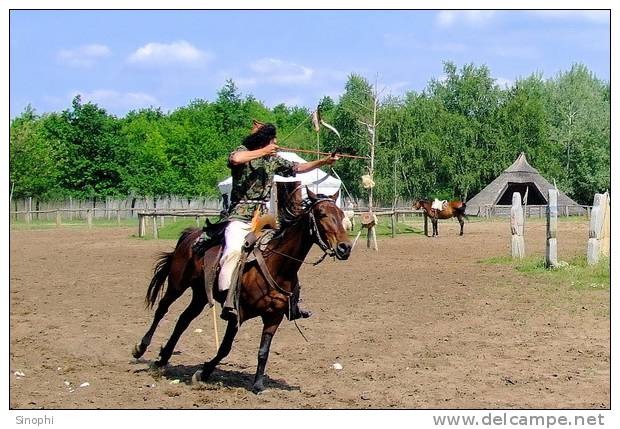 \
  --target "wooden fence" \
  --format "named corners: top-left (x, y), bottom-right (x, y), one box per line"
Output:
top-left (135, 207), bottom-right (424, 239)
top-left (9, 196), bottom-right (222, 223)
top-left (479, 204), bottom-right (590, 218)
